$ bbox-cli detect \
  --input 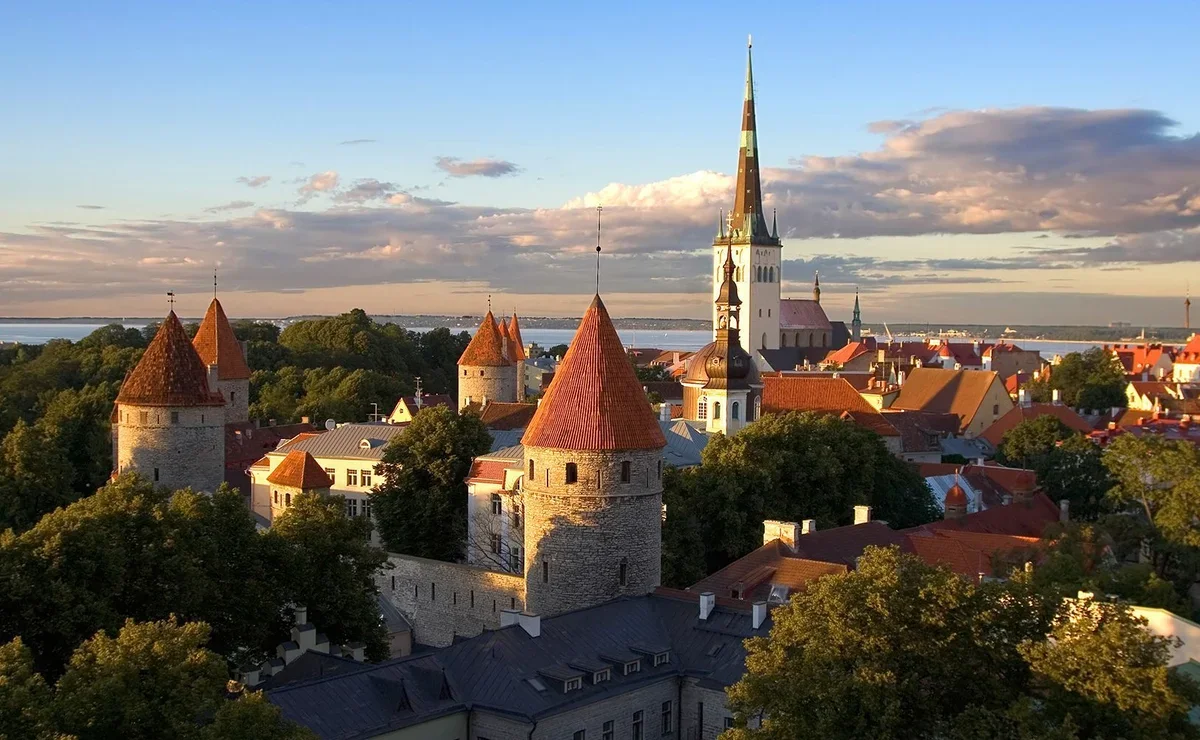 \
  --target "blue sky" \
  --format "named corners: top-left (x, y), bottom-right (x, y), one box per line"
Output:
top-left (2, 1), bottom-right (1199, 323)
